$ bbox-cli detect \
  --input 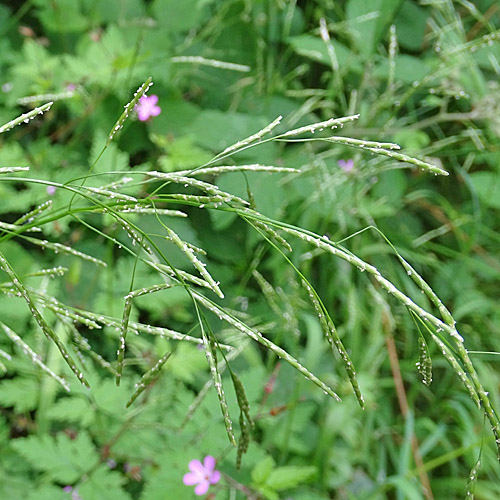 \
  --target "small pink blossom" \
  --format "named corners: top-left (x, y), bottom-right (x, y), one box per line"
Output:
top-left (62, 486), bottom-right (82, 500)
top-left (183, 455), bottom-right (221, 496)
top-left (46, 185), bottom-right (57, 195)
top-left (135, 94), bottom-right (161, 122)
top-left (338, 158), bottom-right (354, 172)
